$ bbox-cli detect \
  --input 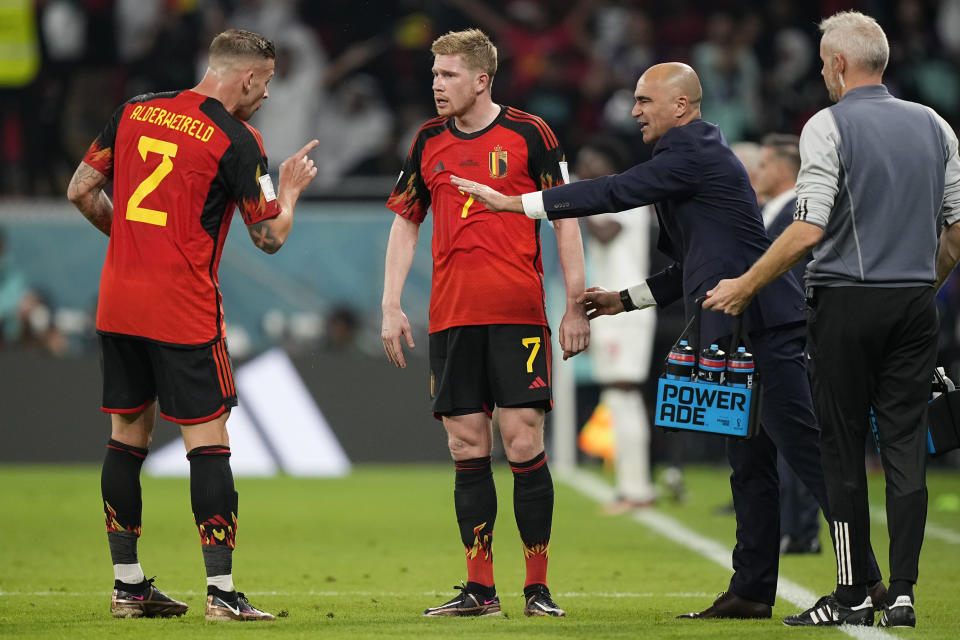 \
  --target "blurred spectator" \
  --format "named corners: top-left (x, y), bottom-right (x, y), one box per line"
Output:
top-left (0, 228), bottom-right (29, 346)
top-left (313, 73), bottom-right (394, 188)
top-left (591, 5), bottom-right (656, 90)
top-left (324, 305), bottom-right (361, 353)
top-left (443, 0), bottom-right (595, 140)
top-left (0, 229), bottom-right (66, 355)
top-left (692, 12), bottom-right (761, 143)
top-left (576, 136), bottom-right (658, 512)
top-left (16, 289), bottom-right (68, 356)
top-left (730, 141), bottom-right (764, 206)
top-left (250, 22), bottom-right (327, 167)
top-left (235, 0), bottom-right (391, 188)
